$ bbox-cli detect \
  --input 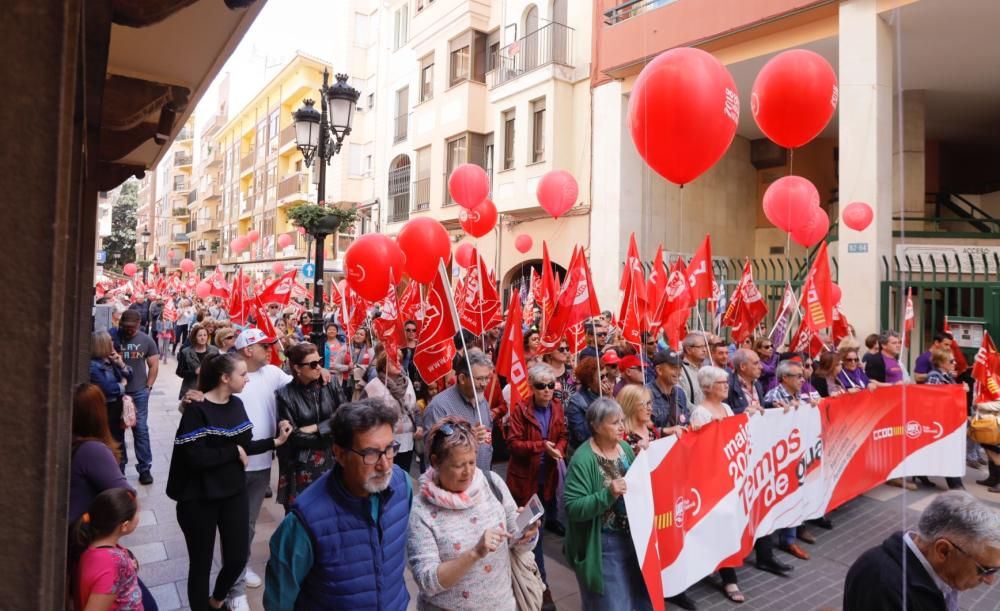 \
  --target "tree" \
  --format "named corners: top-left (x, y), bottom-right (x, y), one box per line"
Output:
top-left (105, 179), bottom-right (139, 270)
